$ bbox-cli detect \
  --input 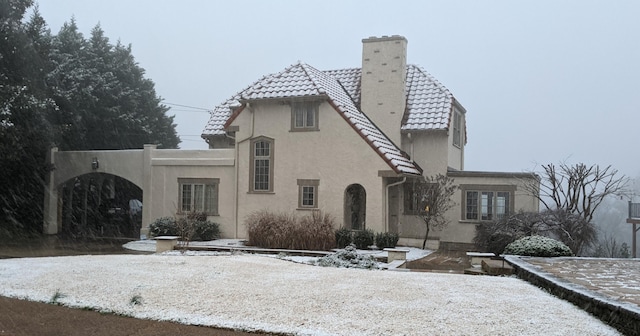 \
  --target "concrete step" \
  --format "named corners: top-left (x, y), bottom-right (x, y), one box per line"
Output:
top-left (481, 259), bottom-right (513, 276)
